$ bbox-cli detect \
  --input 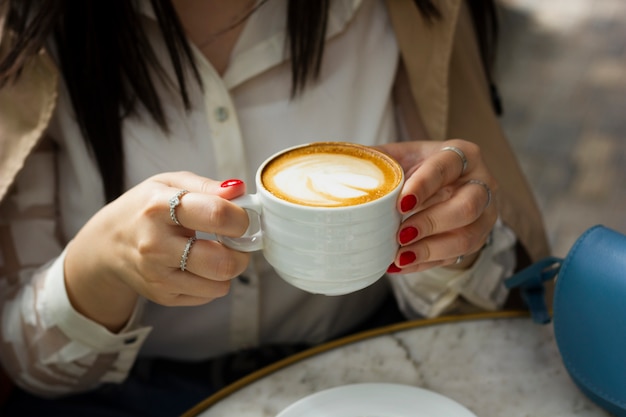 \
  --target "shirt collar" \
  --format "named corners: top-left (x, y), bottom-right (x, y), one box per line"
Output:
top-left (138, 0), bottom-right (362, 89)
top-left (225, 0), bottom-right (362, 89)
